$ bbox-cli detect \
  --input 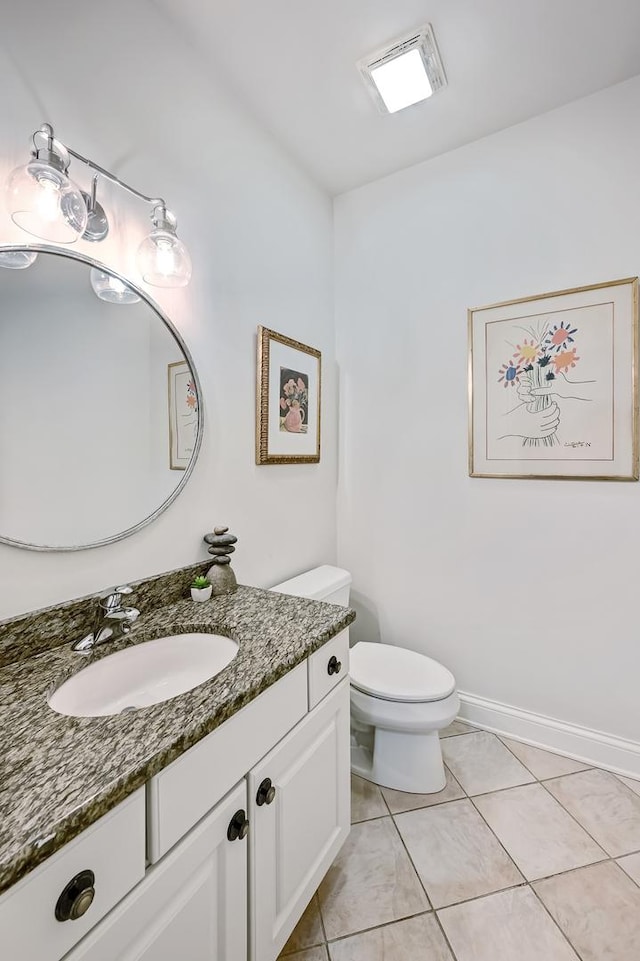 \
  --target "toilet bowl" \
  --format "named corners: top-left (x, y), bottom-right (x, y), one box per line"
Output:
top-left (270, 565), bottom-right (459, 796)
top-left (350, 641), bottom-right (459, 794)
